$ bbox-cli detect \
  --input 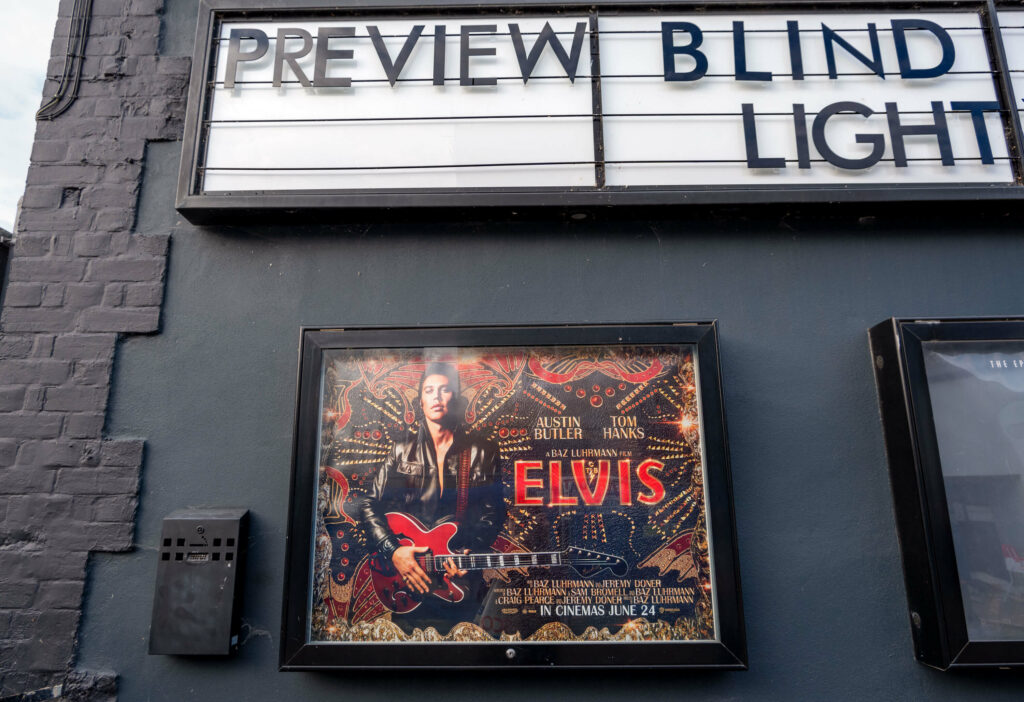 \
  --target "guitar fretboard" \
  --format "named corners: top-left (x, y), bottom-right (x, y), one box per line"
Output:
top-left (416, 551), bottom-right (562, 573)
